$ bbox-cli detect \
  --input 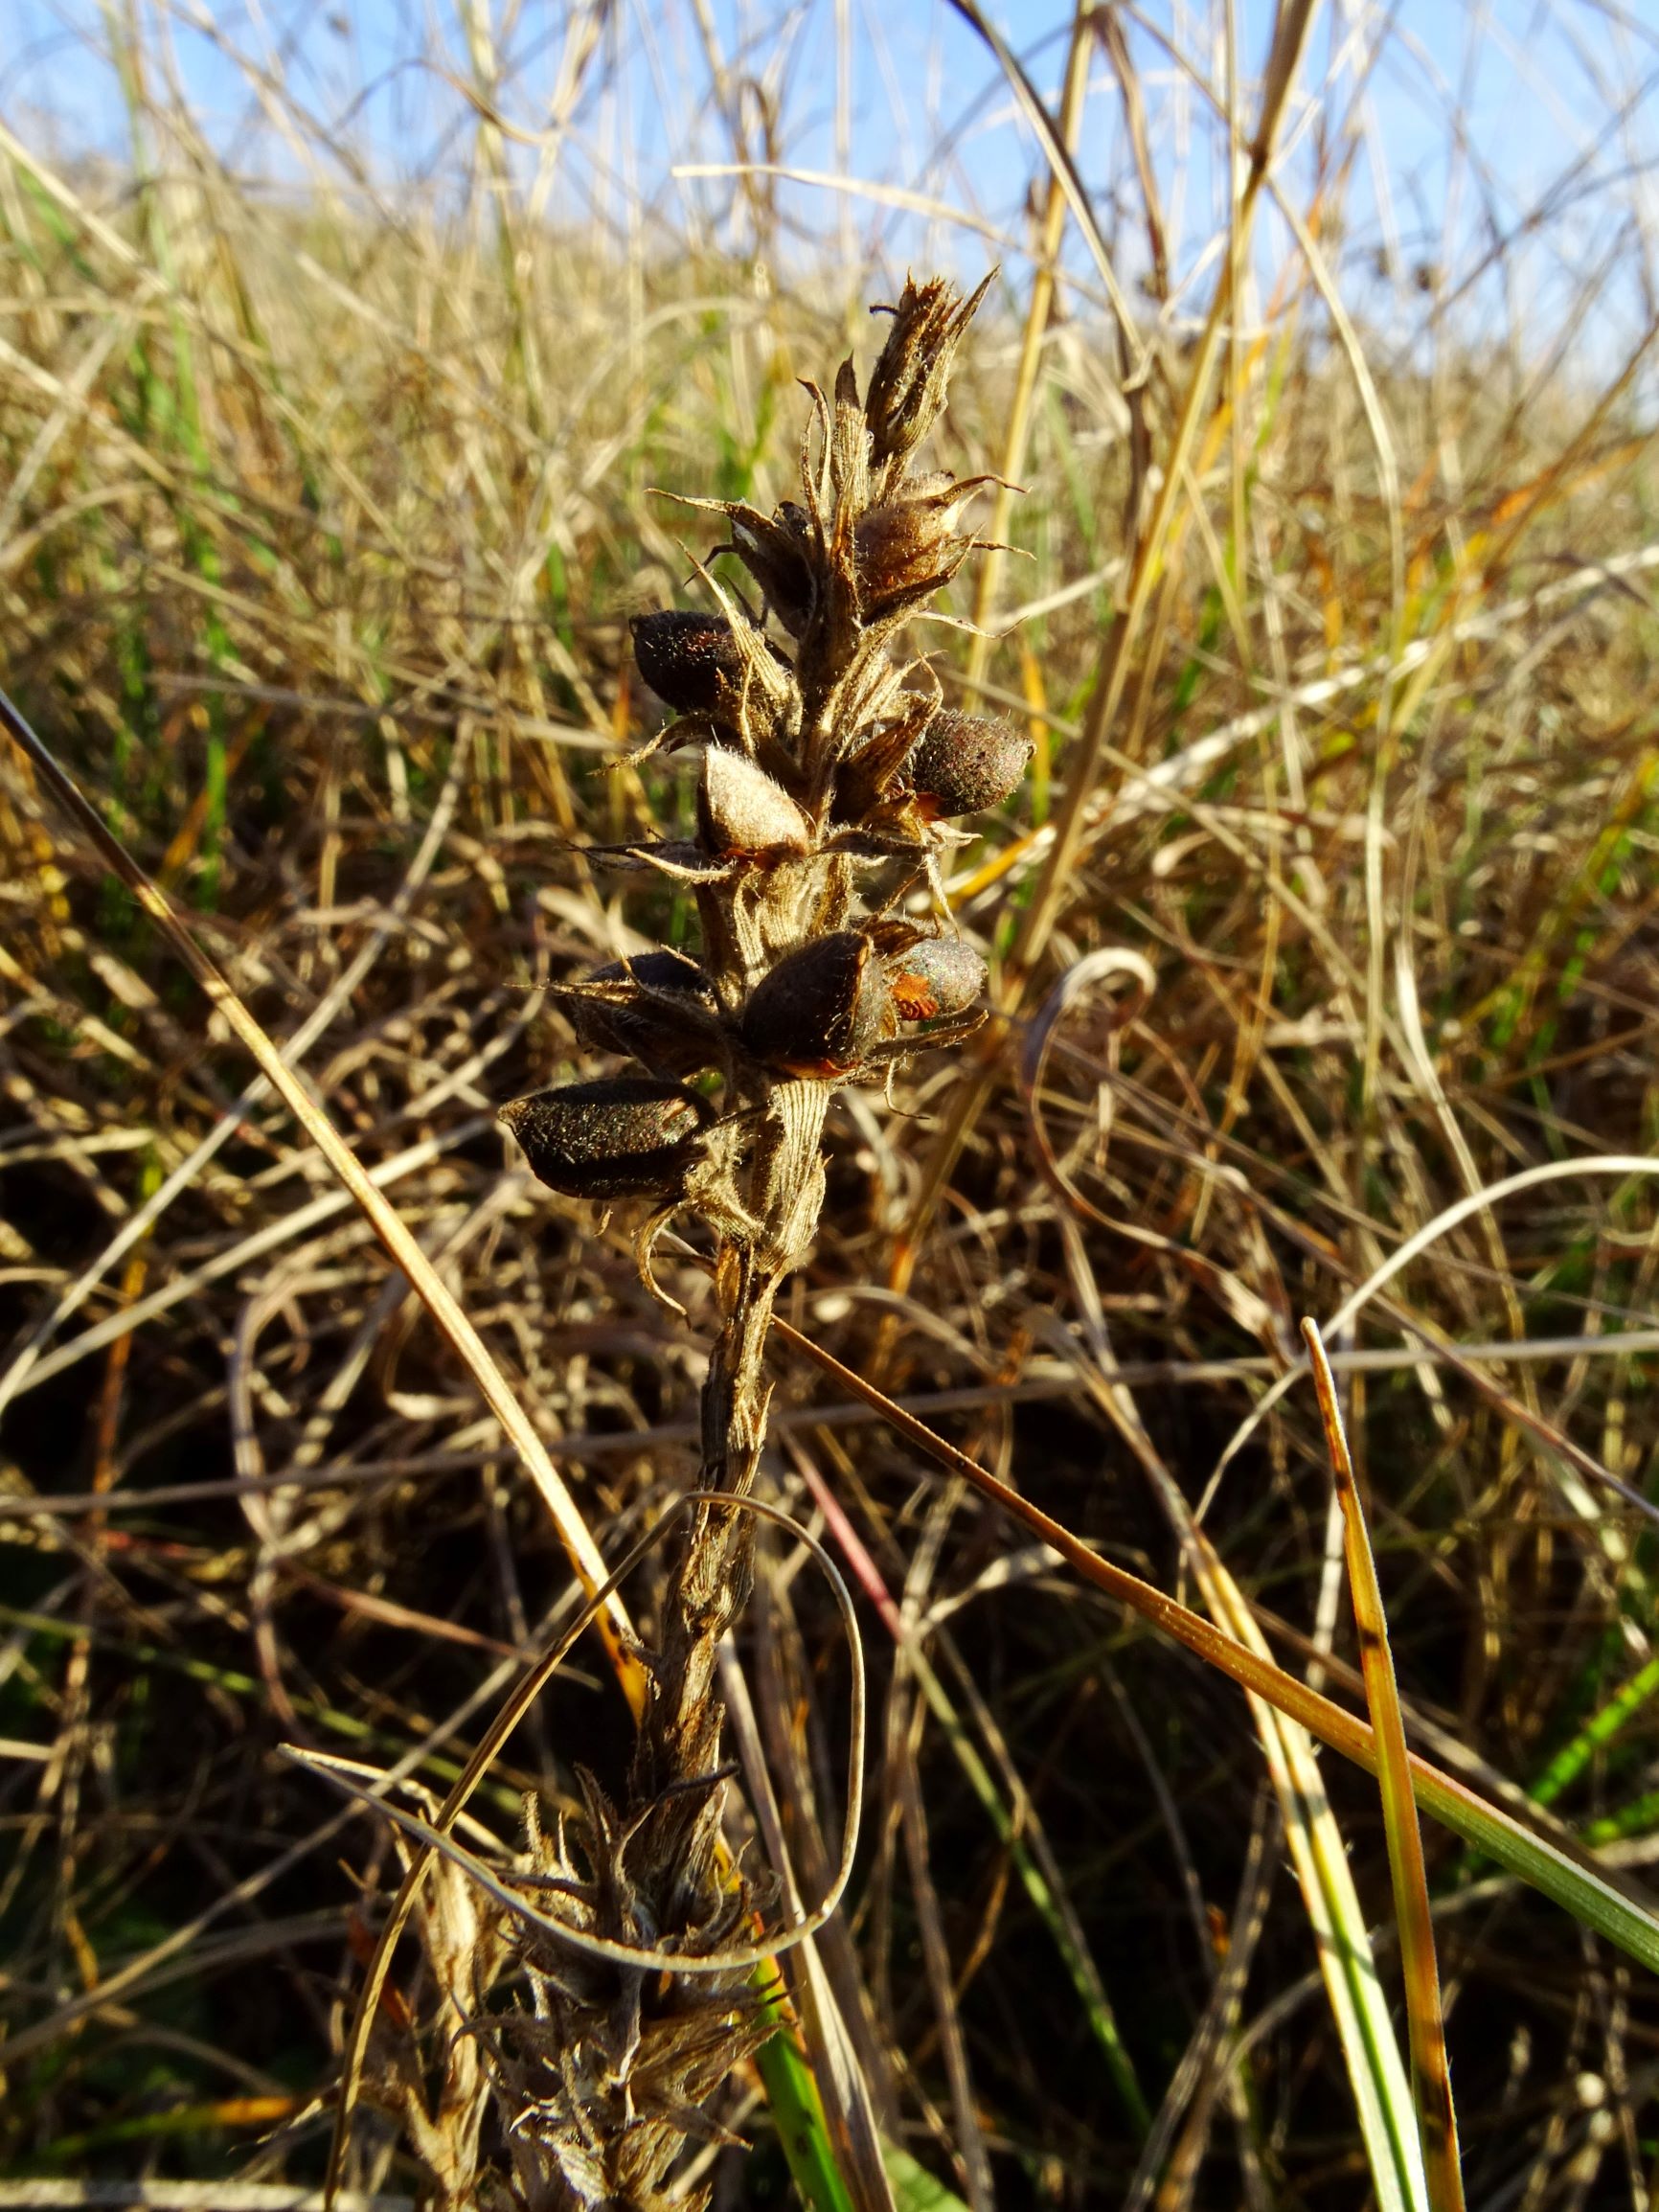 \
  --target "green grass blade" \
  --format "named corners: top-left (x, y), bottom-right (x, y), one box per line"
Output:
top-left (1531, 1650), bottom-right (1659, 1811)
top-left (1119, 1410), bottom-right (1426, 2211)
top-left (1307, 1321), bottom-right (1465, 2212)
top-left (773, 1319), bottom-right (1659, 1981)
top-left (755, 1999), bottom-right (860, 2212)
